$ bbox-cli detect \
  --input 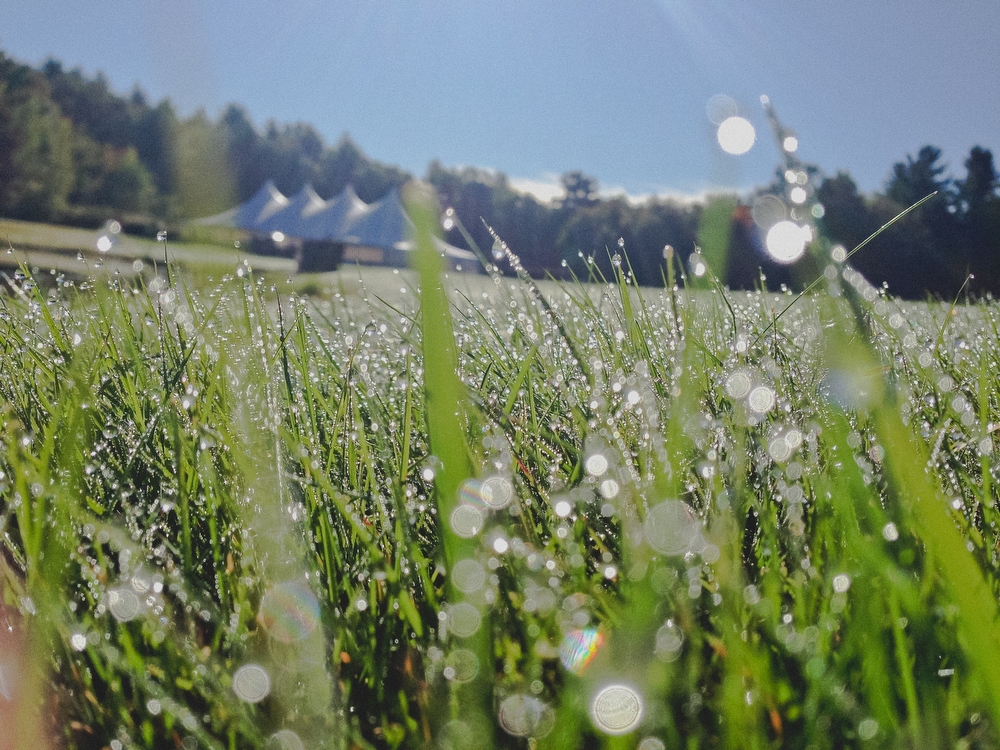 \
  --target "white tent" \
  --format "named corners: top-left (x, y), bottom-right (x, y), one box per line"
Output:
top-left (192, 181), bottom-right (479, 271)
top-left (301, 185), bottom-right (368, 241)
top-left (255, 184), bottom-right (325, 236)
top-left (192, 180), bottom-right (288, 227)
